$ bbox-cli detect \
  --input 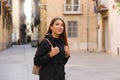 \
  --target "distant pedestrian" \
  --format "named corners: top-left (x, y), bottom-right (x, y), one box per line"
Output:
top-left (20, 23), bottom-right (27, 44)
top-left (33, 17), bottom-right (70, 80)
